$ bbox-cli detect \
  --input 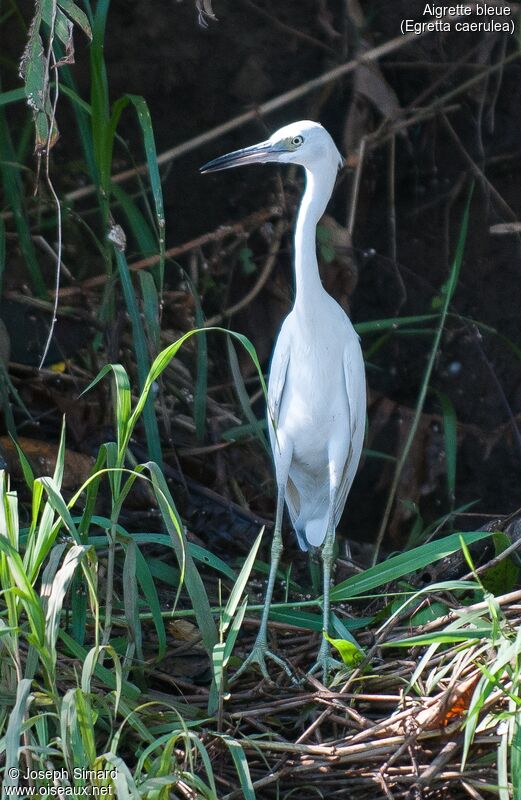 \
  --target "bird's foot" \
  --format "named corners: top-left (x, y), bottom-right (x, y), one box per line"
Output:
top-left (307, 641), bottom-right (344, 686)
top-left (231, 636), bottom-right (296, 684)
